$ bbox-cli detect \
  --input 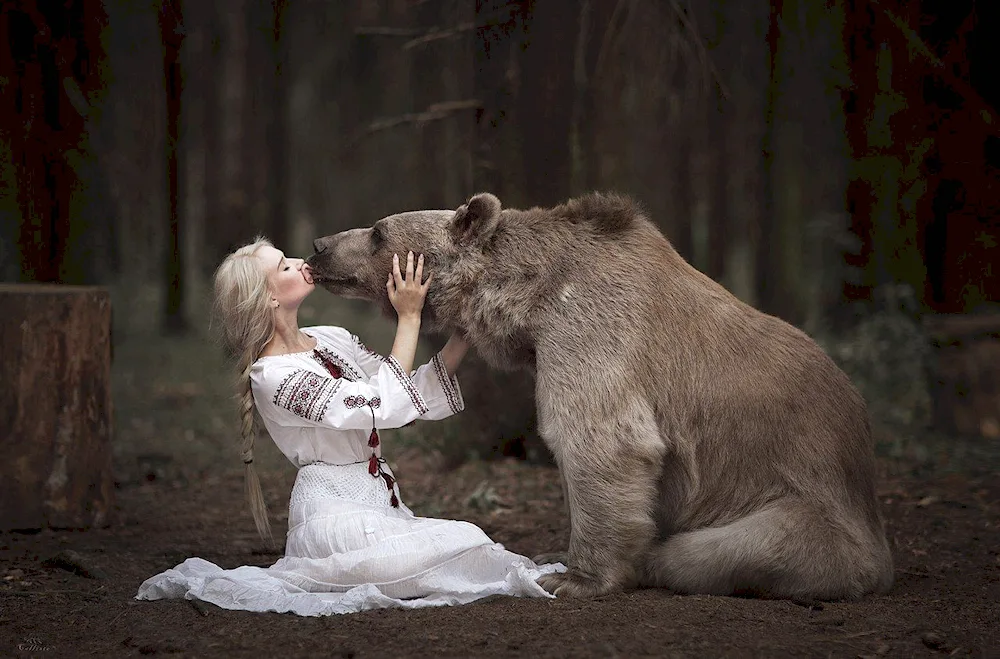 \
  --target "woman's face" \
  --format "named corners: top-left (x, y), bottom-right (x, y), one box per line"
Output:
top-left (255, 245), bottom-right (315, 310)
